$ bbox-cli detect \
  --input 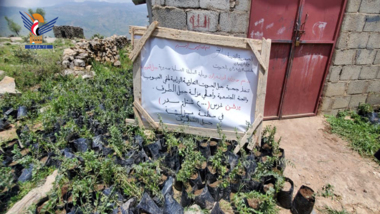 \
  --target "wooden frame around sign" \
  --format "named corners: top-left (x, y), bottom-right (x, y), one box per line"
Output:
top-left (126, 22), bottom-right (271, 153)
